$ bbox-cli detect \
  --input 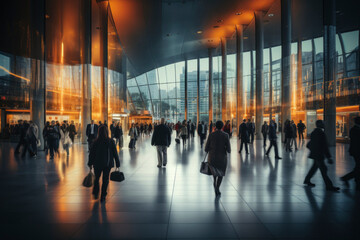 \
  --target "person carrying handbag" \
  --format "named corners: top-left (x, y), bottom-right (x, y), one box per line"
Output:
top-left (88, 125), bottom-right (120, 202)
